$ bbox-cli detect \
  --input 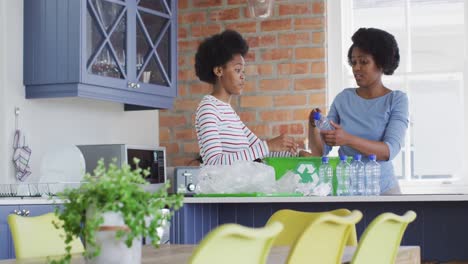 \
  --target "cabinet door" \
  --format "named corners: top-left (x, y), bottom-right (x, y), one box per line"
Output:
top-left (83, 0), bottom-right (130, 89)
top-left (7, 204), bottom-right (61, 259)
top-left (133, 0), bottom-right (177, 98)
top-left (0, 205), bottom-right (19, 259)
top-left (24, 0), bottom-right (177, 108)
